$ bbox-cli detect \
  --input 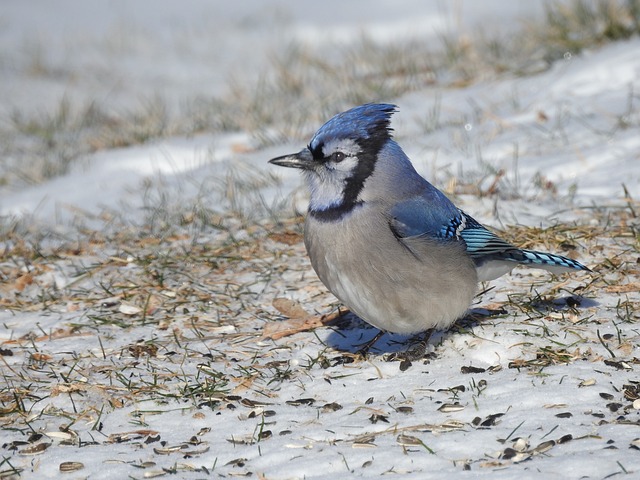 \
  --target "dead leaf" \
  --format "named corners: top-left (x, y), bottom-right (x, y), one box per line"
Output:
top-left (14, 273), bottom-right (33, 292)
top-left (272, 298), bottom-right (310, 320)
top-left (30, 353), bottom-right (52, 362)
top-left (264, 299), bottom-right (343, 340)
